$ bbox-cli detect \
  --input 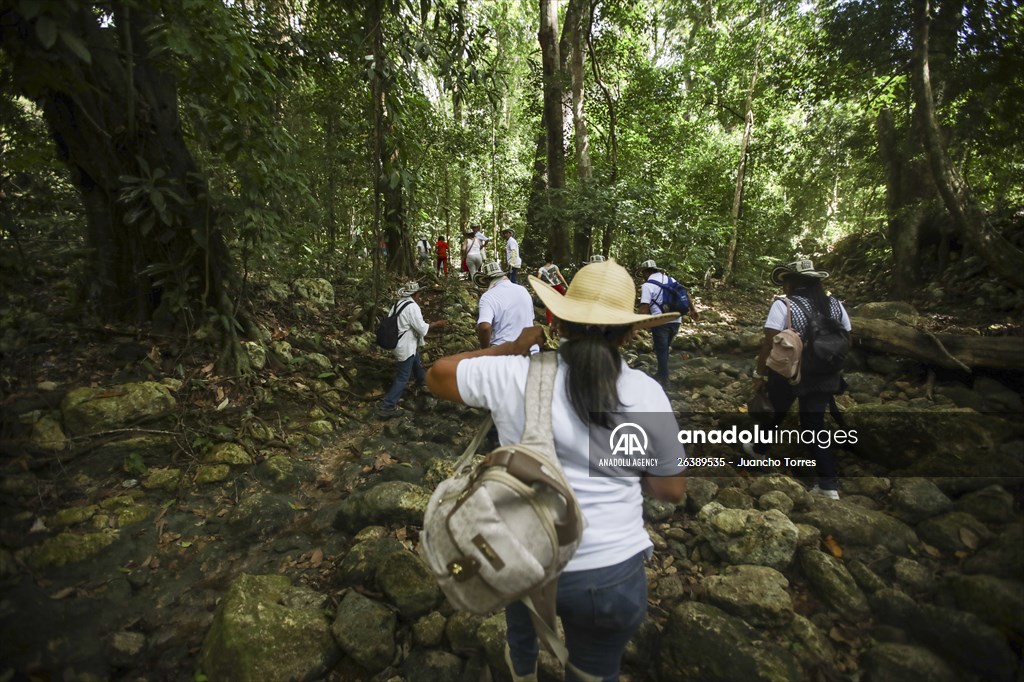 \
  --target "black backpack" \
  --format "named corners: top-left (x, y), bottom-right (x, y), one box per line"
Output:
top-left (376, 300), bottom-right (413, 350)
top-left (646, 276), bottom-right (691, 315)
top-left (790, 297), bottom-right (850, 378)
